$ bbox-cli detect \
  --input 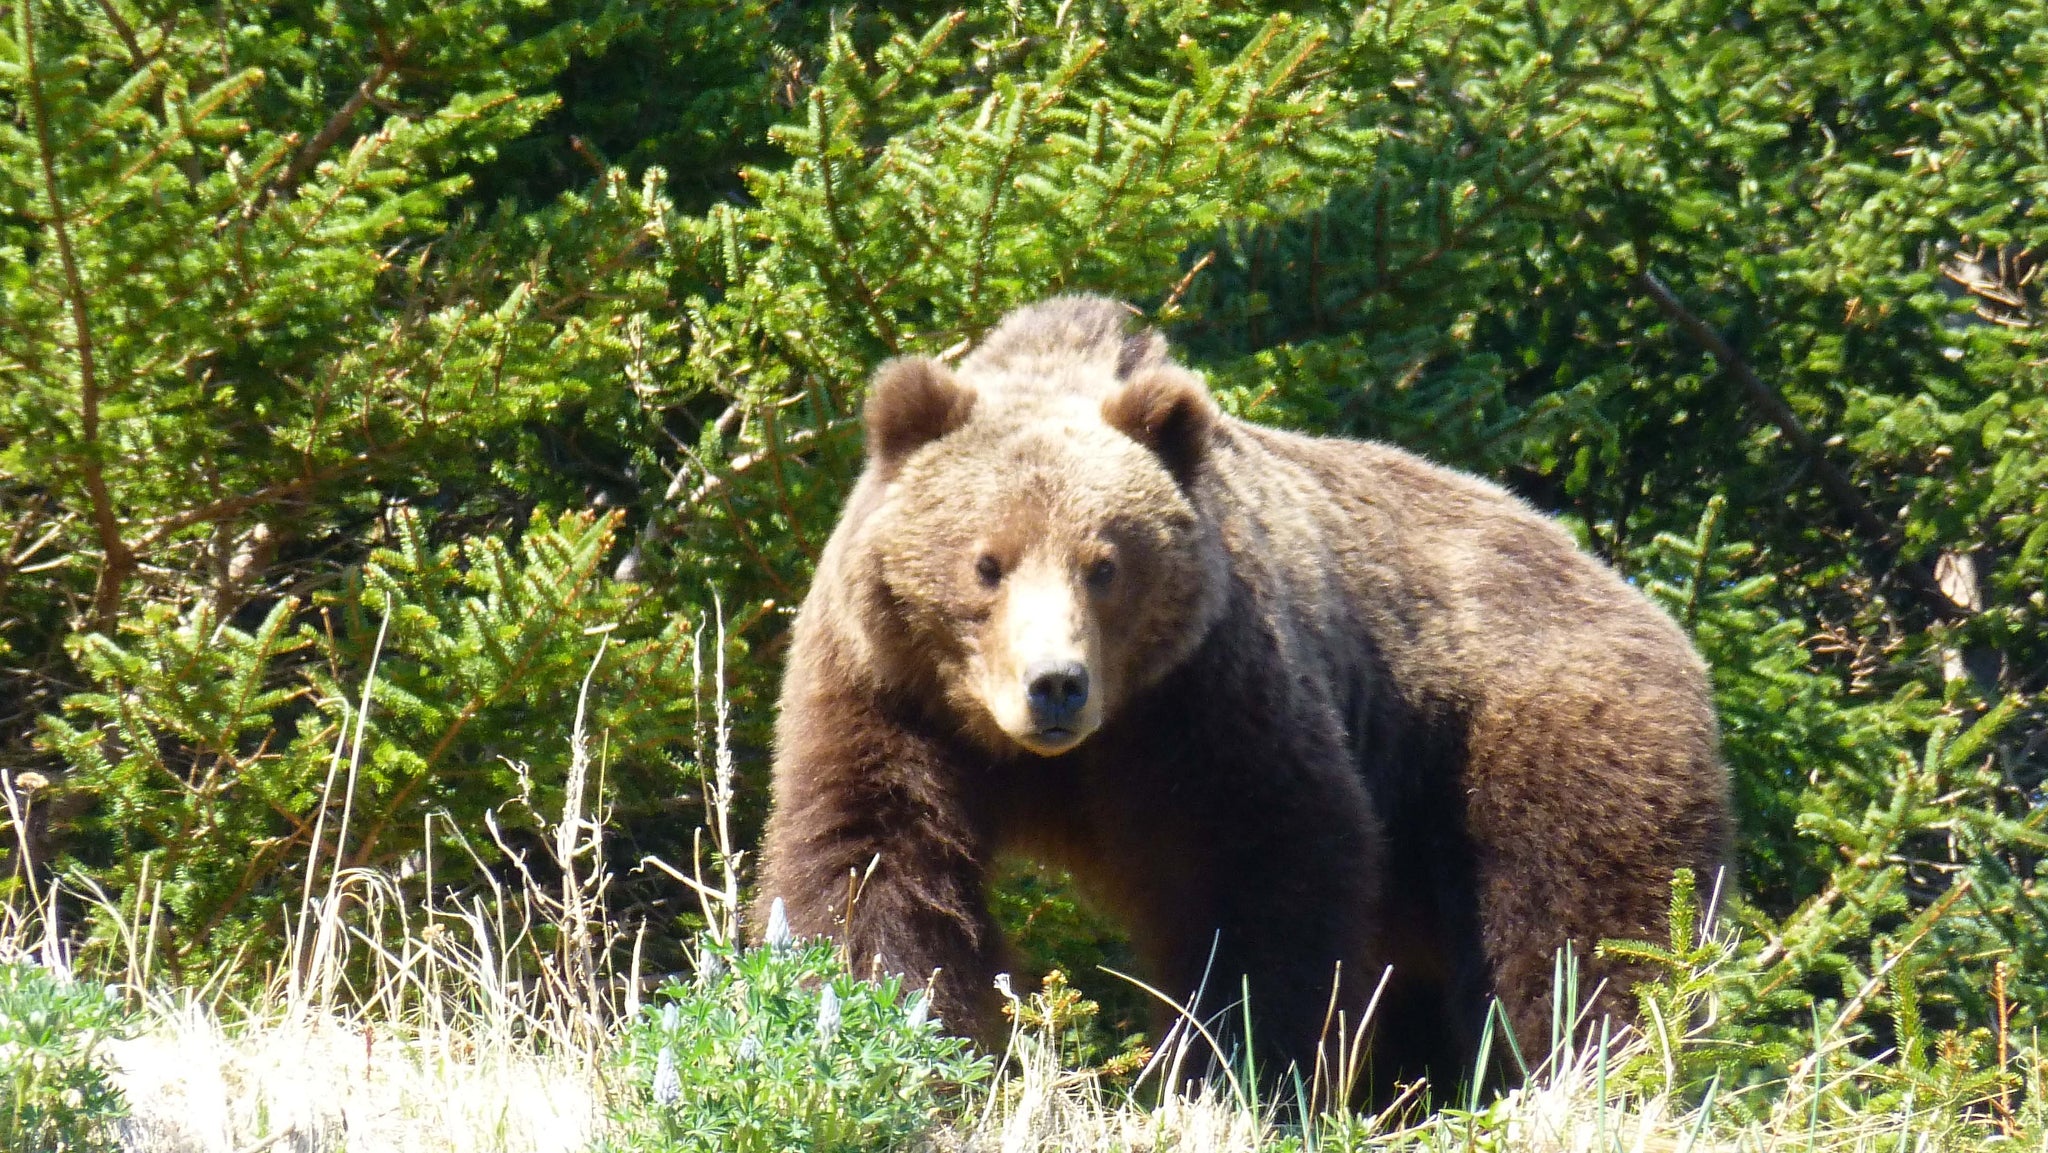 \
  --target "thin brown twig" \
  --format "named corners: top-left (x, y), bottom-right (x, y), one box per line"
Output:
top-left (134, 446), bottom-right (405, 549)
top-left (275, 39), bottom-right (413, 196)
top-left (89, 0), bottom-right (146, 66)
top-left (21, 0), bottom-right (136, 633)
top-left (1162, 251), bottom-right (1215, 314)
